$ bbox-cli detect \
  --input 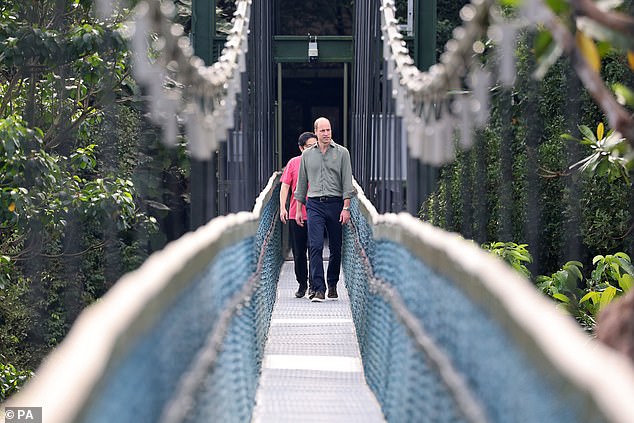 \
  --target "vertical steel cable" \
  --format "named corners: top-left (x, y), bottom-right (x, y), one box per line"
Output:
top-left (523, 51), bottom-right (542, 275)
top-left (351, 0), bottom-right (367, 191)
top-left (498, 89), bottom-right (514, 242)
top-left (563, 66), bottom-right (583, 264)
top-left (352, 0), bottom-right (406, 213)
top-left (379, 64), bottom-right (388, 212)
top-left (474, 131), bottom-right (488, 244)
top-left (248, 1), bottom-right (275, 198)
